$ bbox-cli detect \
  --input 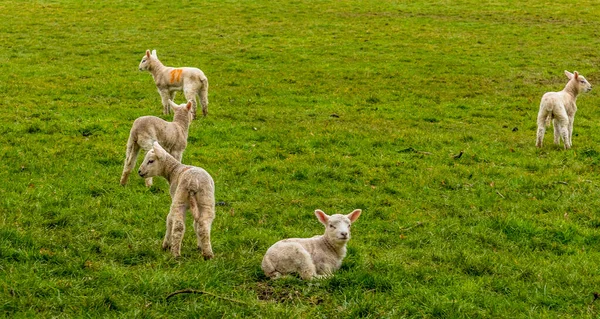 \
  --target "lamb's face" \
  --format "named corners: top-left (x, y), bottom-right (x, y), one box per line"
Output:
top-left (566, 71), bottom-right (592, 93)
top-left (138, 150), bottom-right (161, 178)
top-left (324, 214), bottom-right (353, 243)
top-left (138, 54), bottom-right (151, 71)
top-left (577, 75), bottom-right (592, 93)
